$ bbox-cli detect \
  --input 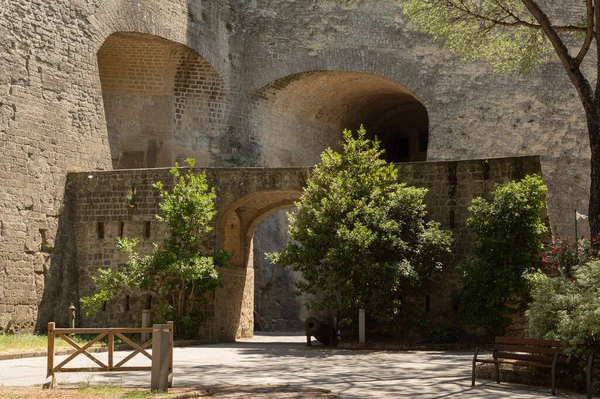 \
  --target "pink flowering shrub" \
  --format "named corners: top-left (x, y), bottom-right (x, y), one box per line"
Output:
top-left (542, 234), bottom-right (600, 277)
